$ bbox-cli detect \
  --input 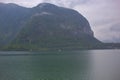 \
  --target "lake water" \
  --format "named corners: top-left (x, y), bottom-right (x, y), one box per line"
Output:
top-left (0, 50), bottom-right (120, 80)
